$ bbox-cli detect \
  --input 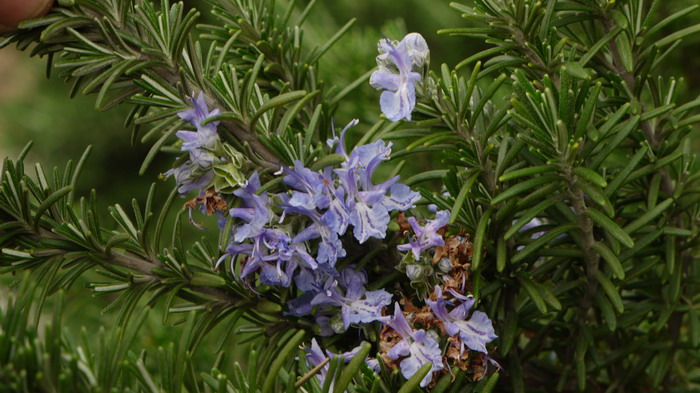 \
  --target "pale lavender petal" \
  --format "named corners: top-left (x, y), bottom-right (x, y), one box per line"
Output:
top-left (370, 68), bottom-right (401, 91)
top-left (350, 202), bottom-right (389, 244)
top-left (383, 183), bottom-right (420, 211)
